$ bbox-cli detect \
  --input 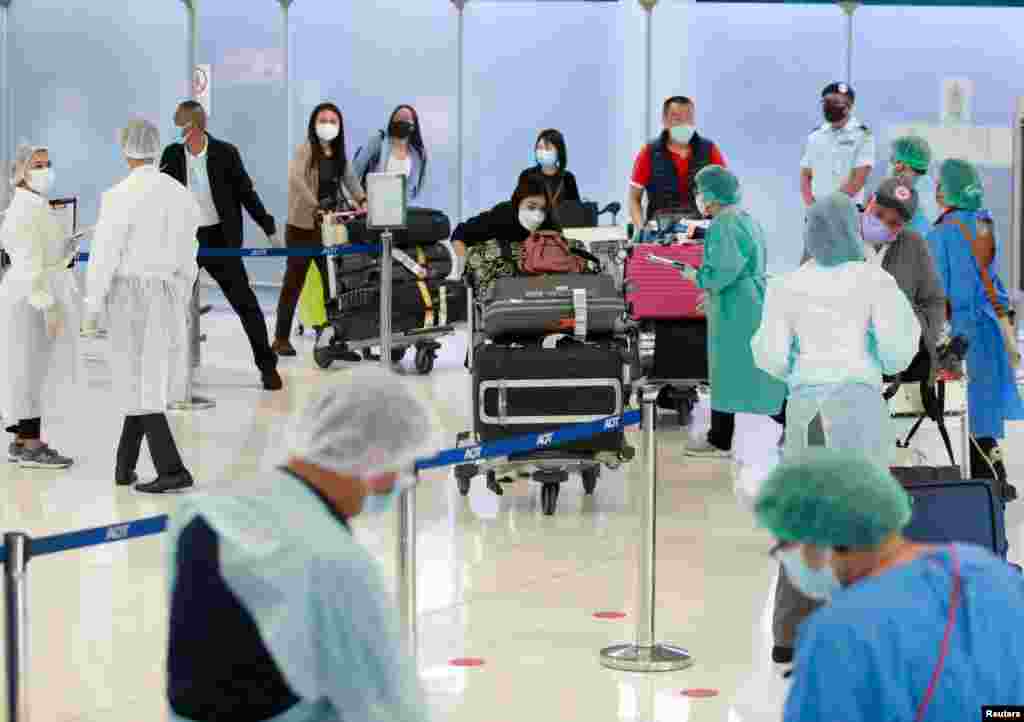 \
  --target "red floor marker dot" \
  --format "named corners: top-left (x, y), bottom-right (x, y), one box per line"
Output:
top-left (593, 611), bottom-right (627, 620)
top-left (681, 688), bottom-right (720, 699)
top-left (450, 658), bottom-right (486, 668)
